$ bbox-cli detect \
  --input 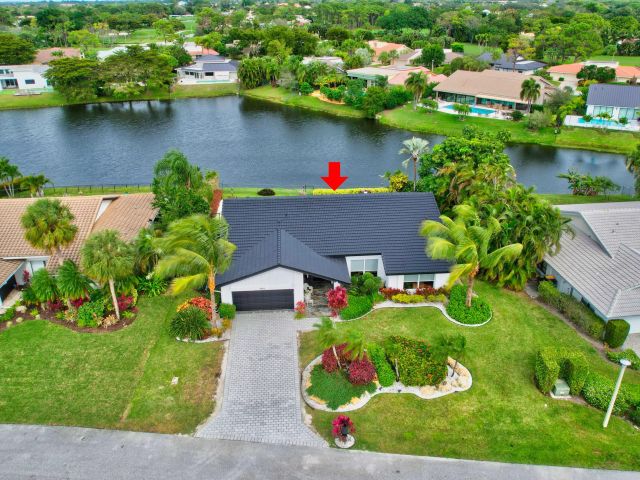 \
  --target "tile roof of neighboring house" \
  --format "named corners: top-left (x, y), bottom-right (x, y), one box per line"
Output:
top-left (544, 202), bottom-right (640, 319)
top-left (368, 40), bottom-right (410, 58)
top-left (34, 48), bottom-right (81, 64)
top-left (0, 260), bottom-right (22, 287)
top-left (548, 62), bottom-right (640, 79)
top-left (433, 69), bottom-right (551, 103)
top-left (218, 193), bottom-right (450, 286)
top-left (547, 62), bottom-right (583, 75)
top-left (347, 65), bottom-right (440, 86)
top-left (0, 194), bottom-right (156, 272)
top-left (586, 84), bottom-right (640, 108)
top-left (616, 66), bottom-right (640, 78)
